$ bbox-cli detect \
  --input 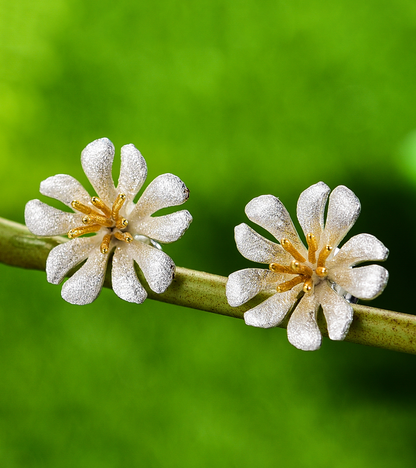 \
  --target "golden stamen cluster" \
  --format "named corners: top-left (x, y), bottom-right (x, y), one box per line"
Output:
top-left (269, 233), bottom-right (333, 294)
top-left (69, 193), bottom-right (133, 254)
